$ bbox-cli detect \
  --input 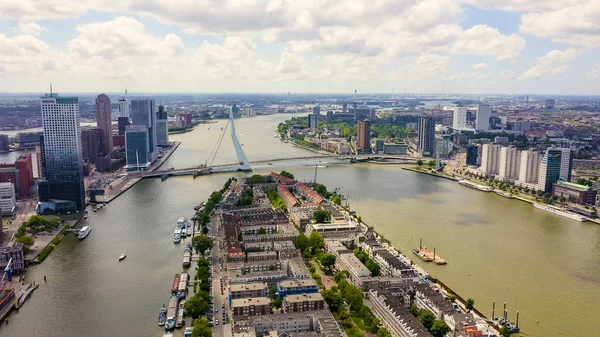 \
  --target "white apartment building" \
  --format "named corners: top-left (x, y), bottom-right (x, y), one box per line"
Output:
top-left (0, 182), bottom-right (16, 215)
top-left (480, 144), bottom-right (501, 175)
top-left (498, 146), bottom-right (521, 181)
top-left (518, 149), bottom-right (541, 184)
top-left (452, 107), bottom-right (468, 130)
top-left (475, 104), bottom-right (490, 131)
